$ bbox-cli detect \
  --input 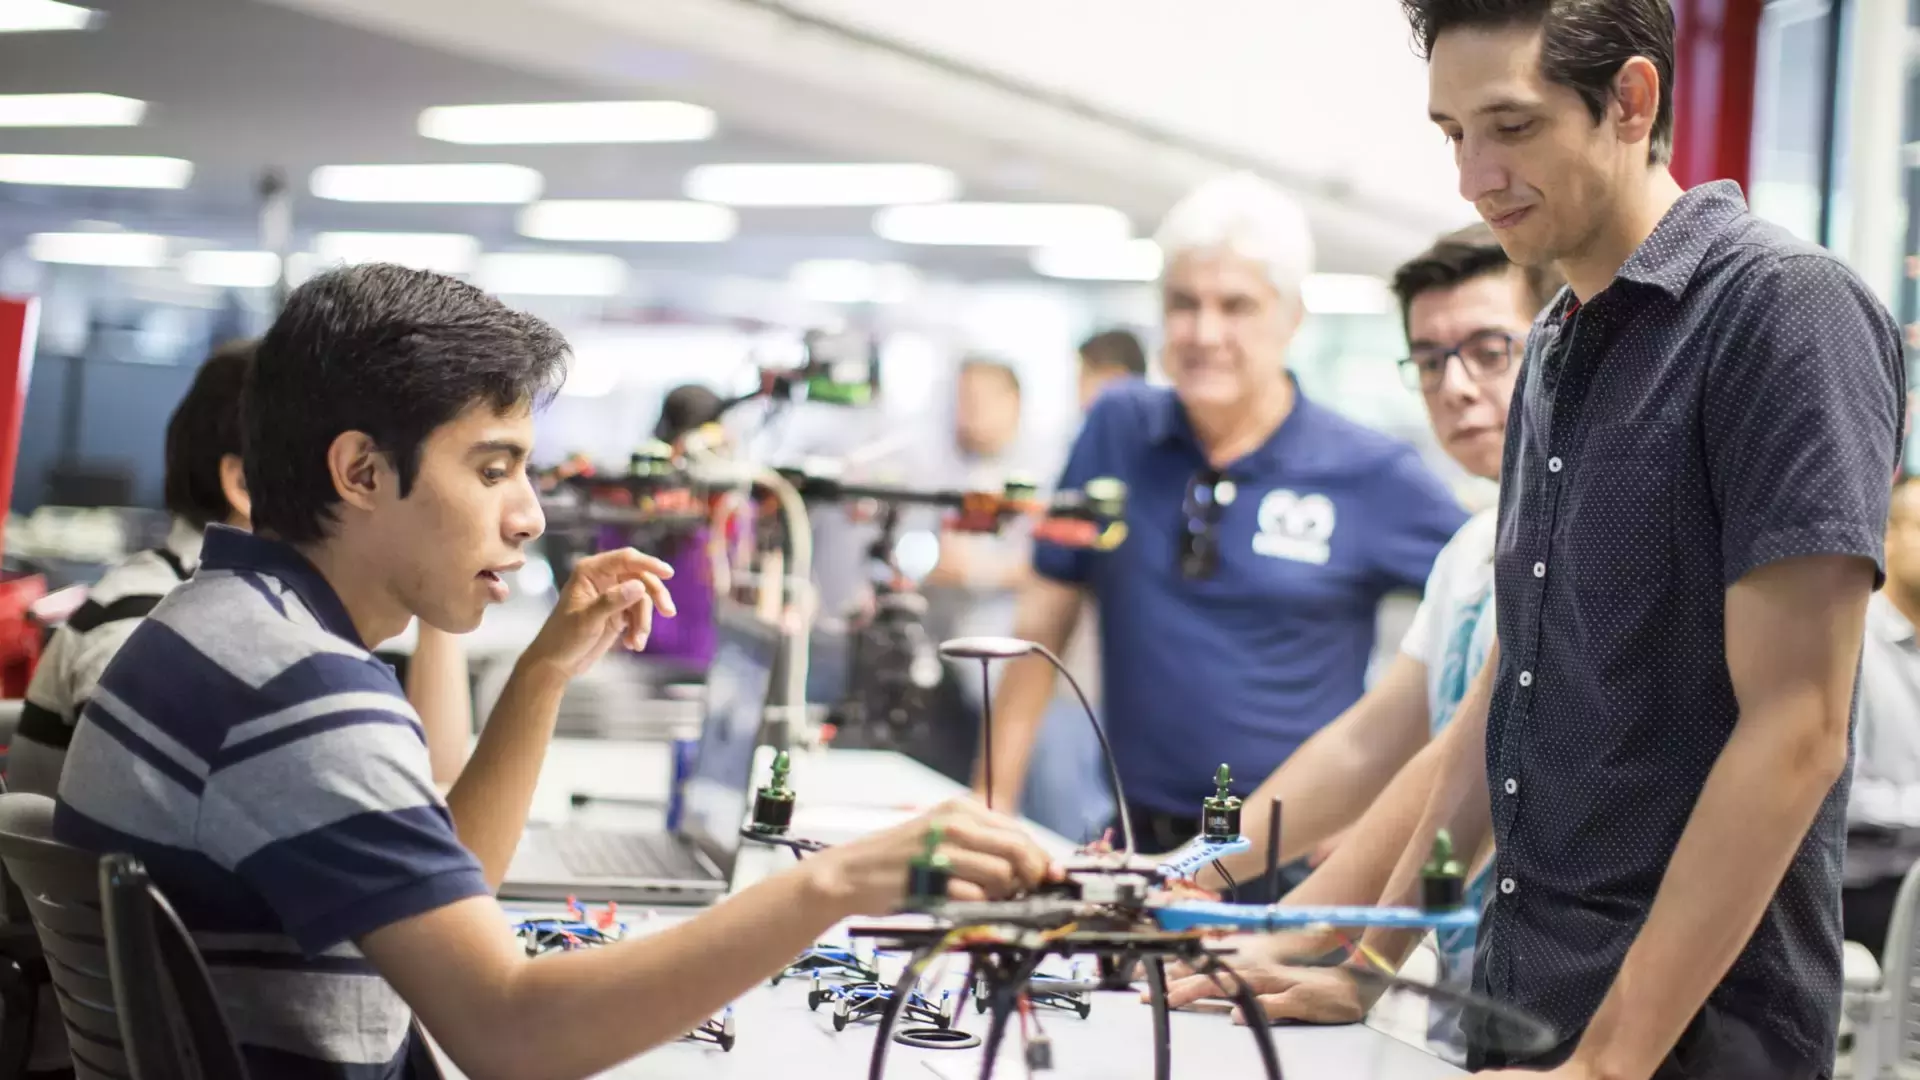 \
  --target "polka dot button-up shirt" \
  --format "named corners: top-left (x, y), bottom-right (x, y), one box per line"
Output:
top-left (1474, 181), bottom-right (1906, 1071)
